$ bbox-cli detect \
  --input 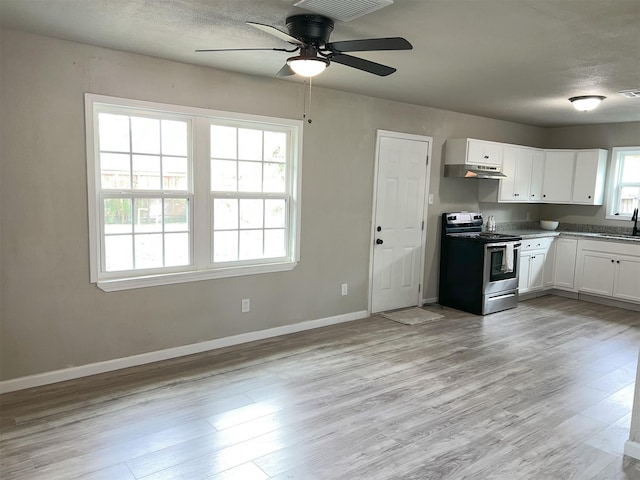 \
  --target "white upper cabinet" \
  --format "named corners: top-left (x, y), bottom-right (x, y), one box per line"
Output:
top-left (498, 145), bottom-right (532, 202)
top-left (541, 150), bottom-right (576, 203)
top-left (478, 146), bottom-right (544, 204)
top-left (571, 149), bottom-right (607, 205)
top-left (529, 149), bottom-right (545, 202)
top-left (446, 138), bottom-right (503, 167)
top-left (467, 139), bottom-right (503, 166)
